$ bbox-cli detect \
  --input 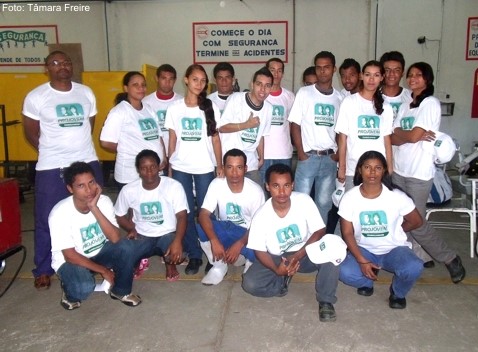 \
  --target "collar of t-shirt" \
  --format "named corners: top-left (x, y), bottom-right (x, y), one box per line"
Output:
top-left (315, 85), bottom-right (334, 95)
top-left (269, 88), bottom-right (282, 97)
top-left (156, 91), bottom-right (175, 100)
top-left (245, 93), bottom-right (264, 111)
top-left (218, 94), bottom-right (230, 101)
